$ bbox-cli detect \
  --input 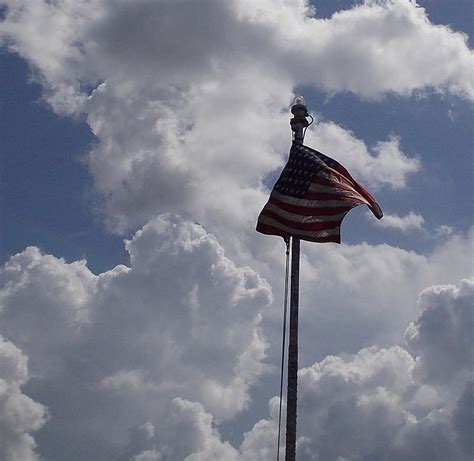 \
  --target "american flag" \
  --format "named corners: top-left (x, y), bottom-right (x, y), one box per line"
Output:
top-left (256, 143), bottom-right (383, 243)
